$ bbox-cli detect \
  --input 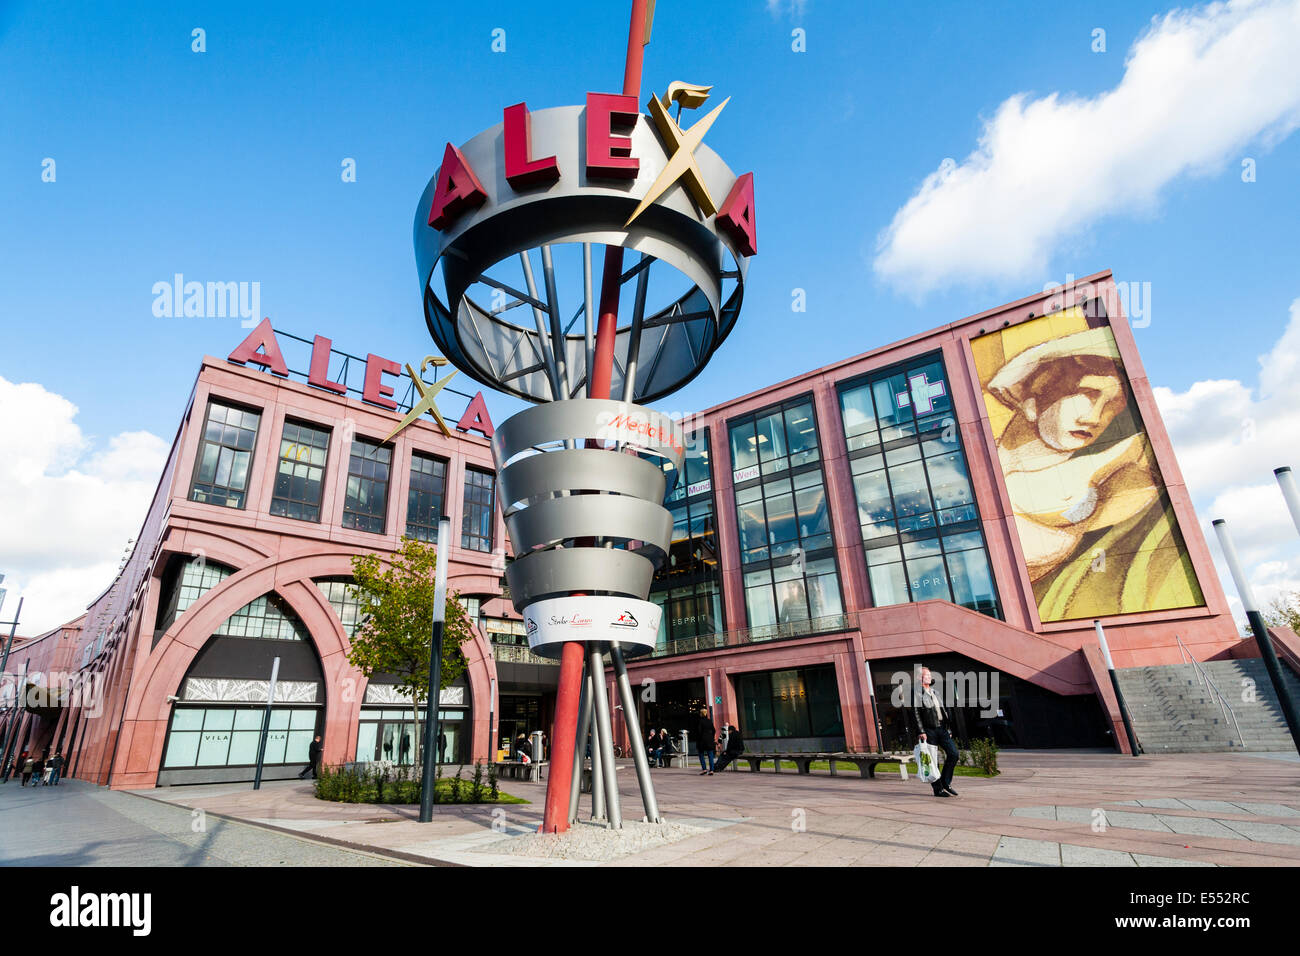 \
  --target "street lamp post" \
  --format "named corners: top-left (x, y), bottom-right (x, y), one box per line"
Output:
top-left (1212, 518), bottom-right (1300, 755)
top-left (1094, 620), bottom-right (1141, 756)
top-left (1274, 467), bottom-right (1300, 535)
top-left (252, 656), bottom-right (281, 790)
top-left (419, 516), bottom-right (452, 823)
